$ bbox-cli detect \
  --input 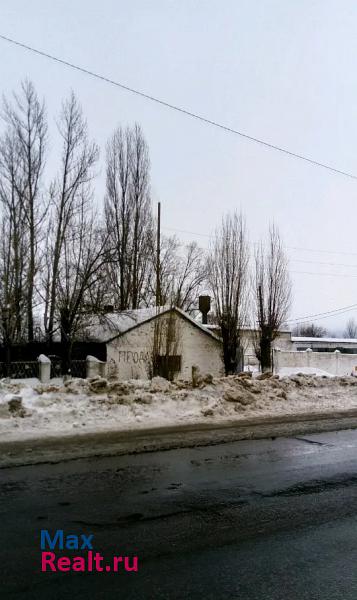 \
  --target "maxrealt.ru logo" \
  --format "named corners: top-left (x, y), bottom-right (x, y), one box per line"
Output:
top-left (40, 530), bottom-right (138, 573)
